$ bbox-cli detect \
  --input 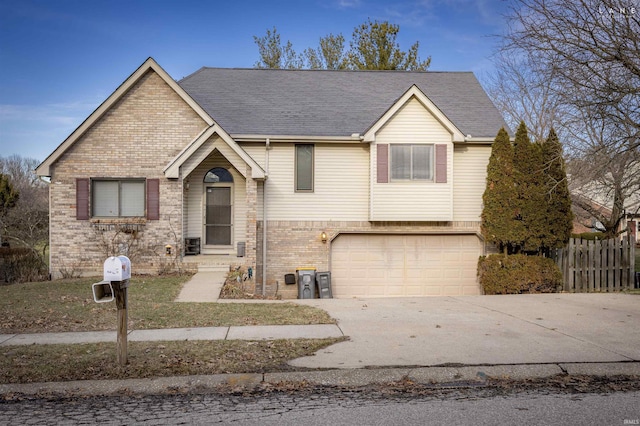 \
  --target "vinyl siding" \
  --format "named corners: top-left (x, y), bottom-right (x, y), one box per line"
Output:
top-left (453, 144), bottom-right (491, 221)
top-left (184, 152), bottom-right (246, 252)
top-left (370, 97), bottom-right (454, 221)
top-left (240, 143), bottom-right (266, 169)
top-left (262, 143), bottom-right (369, 221)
